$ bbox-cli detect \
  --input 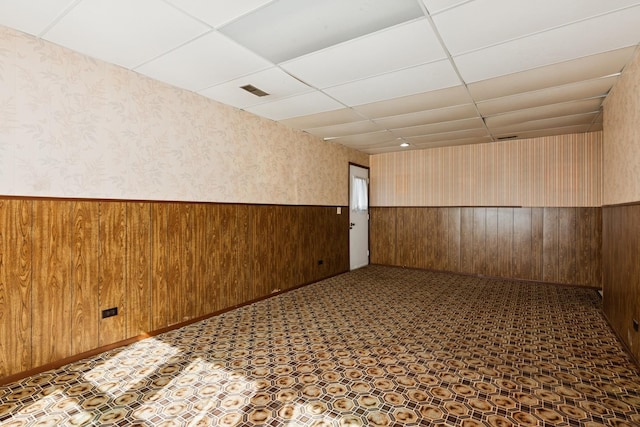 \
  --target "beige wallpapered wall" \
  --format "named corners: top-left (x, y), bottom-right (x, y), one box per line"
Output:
top-left (603, 47), bottom-right (640, 205)
top-left (0, 26), bottom-right (368, 206)
top-left (371, 132), bottom-right (602, 207)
